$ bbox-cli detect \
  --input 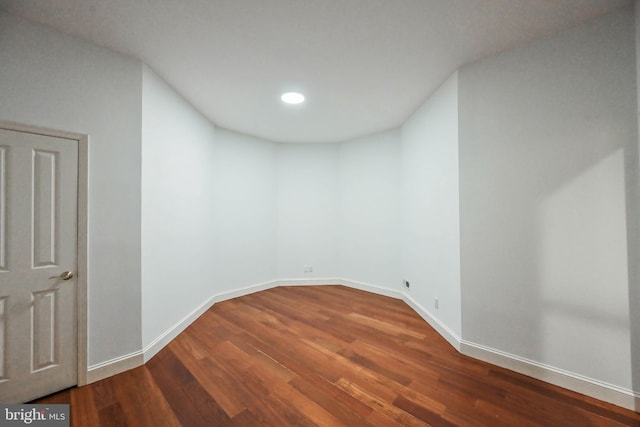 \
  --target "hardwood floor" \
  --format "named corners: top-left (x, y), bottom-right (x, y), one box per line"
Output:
top-left (35, 285), bottom-right (640, 426)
